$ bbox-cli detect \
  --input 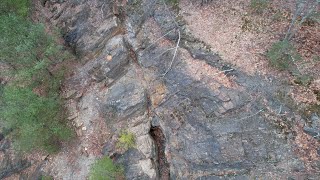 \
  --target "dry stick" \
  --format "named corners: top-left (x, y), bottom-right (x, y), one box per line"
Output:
top-left (101, 3), bottom-right (105, 19)
top-left (140, 29), bottom-right (175, 54)
top-left (285, 2), bottom-right (303, 40)
top-left (238, 109), bottom-right (264, 121)
top-left (155, 47), bottom-right (176, 59)
top-left (159, 0), bottom-right (181, 77)
top-left (288, 5), bottom-right (316, 40)
top-left (285, 0), bottom-right (317, 40)
top-left (278, 105), bottom-right (282, 115)
top-left (162, 30), bottom-right (181, 77)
